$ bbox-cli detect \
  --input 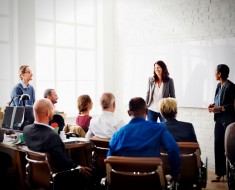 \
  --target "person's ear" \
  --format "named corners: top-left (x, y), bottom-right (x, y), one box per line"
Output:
top-left (46, 109), bottom-right (50, 117)
top-left (128, 110), bottom-right (132, 116)
top-left (145, 108), bottom-right (148, 115)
